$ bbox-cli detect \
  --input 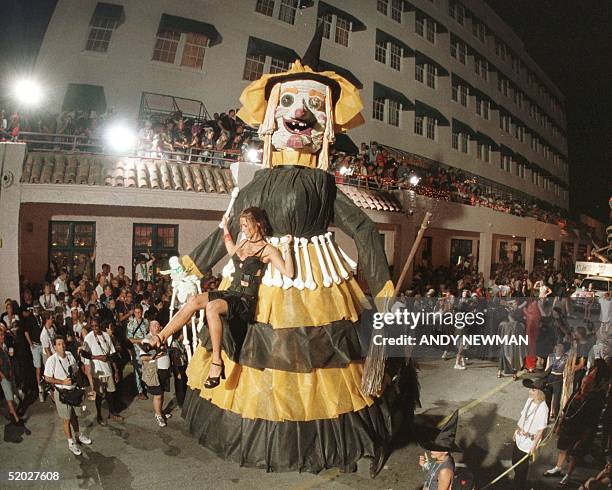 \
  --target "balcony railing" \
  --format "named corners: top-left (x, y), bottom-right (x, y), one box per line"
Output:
top-left (16, 132), bottom-right (241, 168)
